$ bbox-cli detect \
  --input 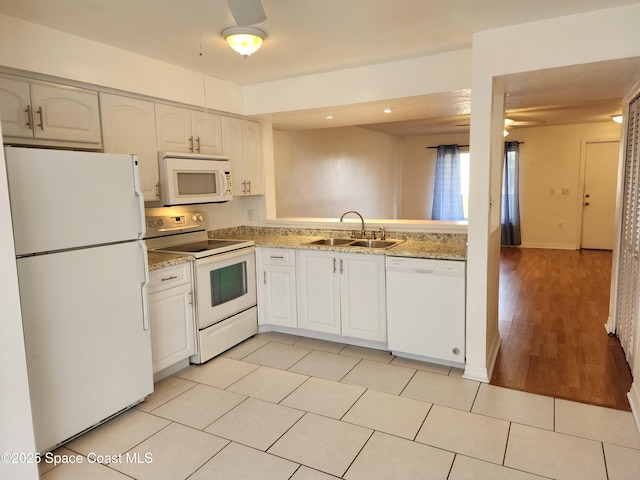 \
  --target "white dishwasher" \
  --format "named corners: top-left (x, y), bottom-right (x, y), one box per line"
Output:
top-left (386, 256), bottom-right (465, 365)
